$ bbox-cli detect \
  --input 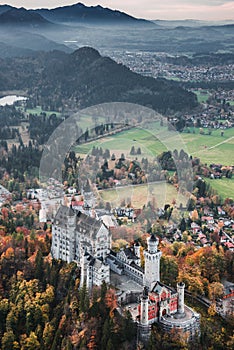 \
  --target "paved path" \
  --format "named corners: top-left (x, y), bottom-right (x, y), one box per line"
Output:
top-left (208, 136), bottom-right (234, 150)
